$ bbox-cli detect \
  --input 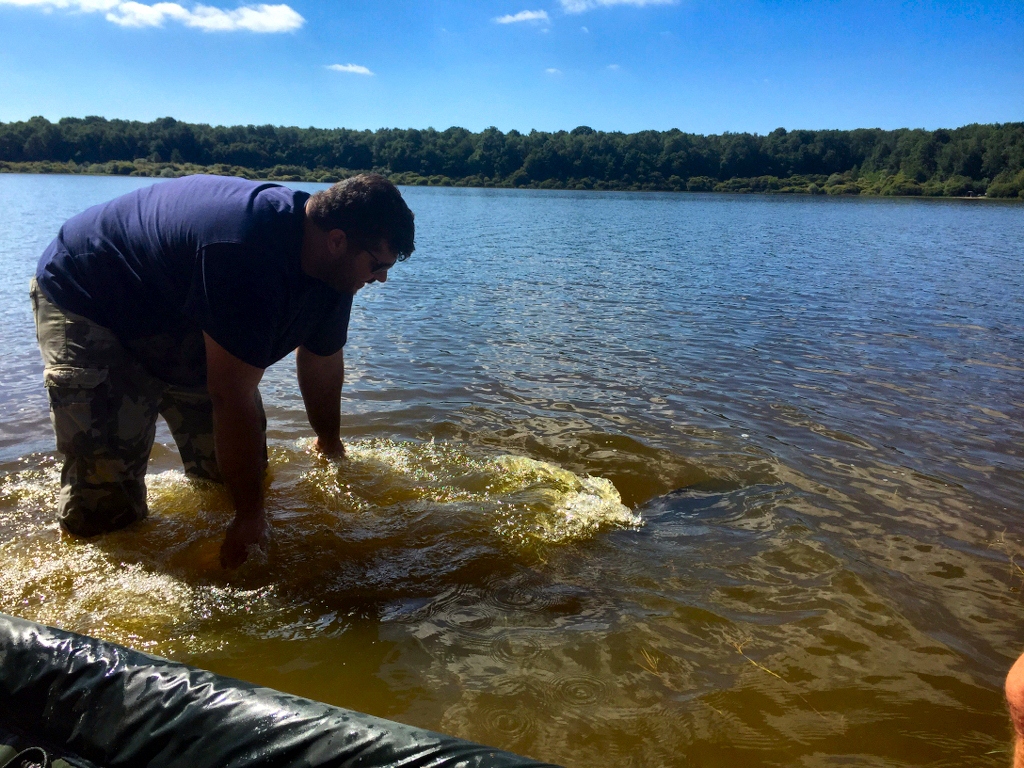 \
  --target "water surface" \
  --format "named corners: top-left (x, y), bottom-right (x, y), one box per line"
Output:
top-left (1, 174), bottom-right (1023, 767)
